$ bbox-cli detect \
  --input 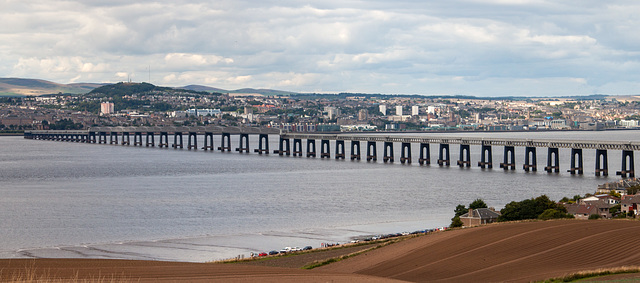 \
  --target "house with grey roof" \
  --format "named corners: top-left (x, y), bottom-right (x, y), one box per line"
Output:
top-left (459, 208), bottom-right (501, 227)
